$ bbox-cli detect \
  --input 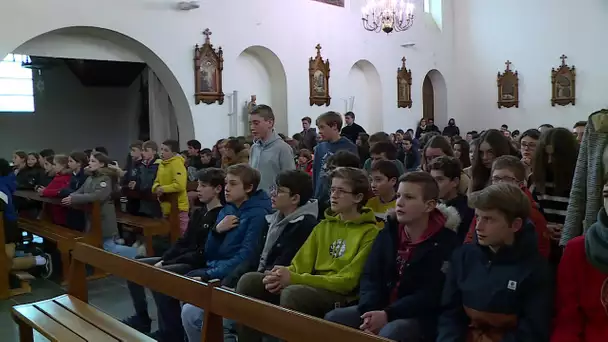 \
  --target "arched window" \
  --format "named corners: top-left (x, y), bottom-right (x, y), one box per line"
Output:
top-left (0, 54), bottom-right (35, 112)
top-left (424, 0), bottom-right (442, 30)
